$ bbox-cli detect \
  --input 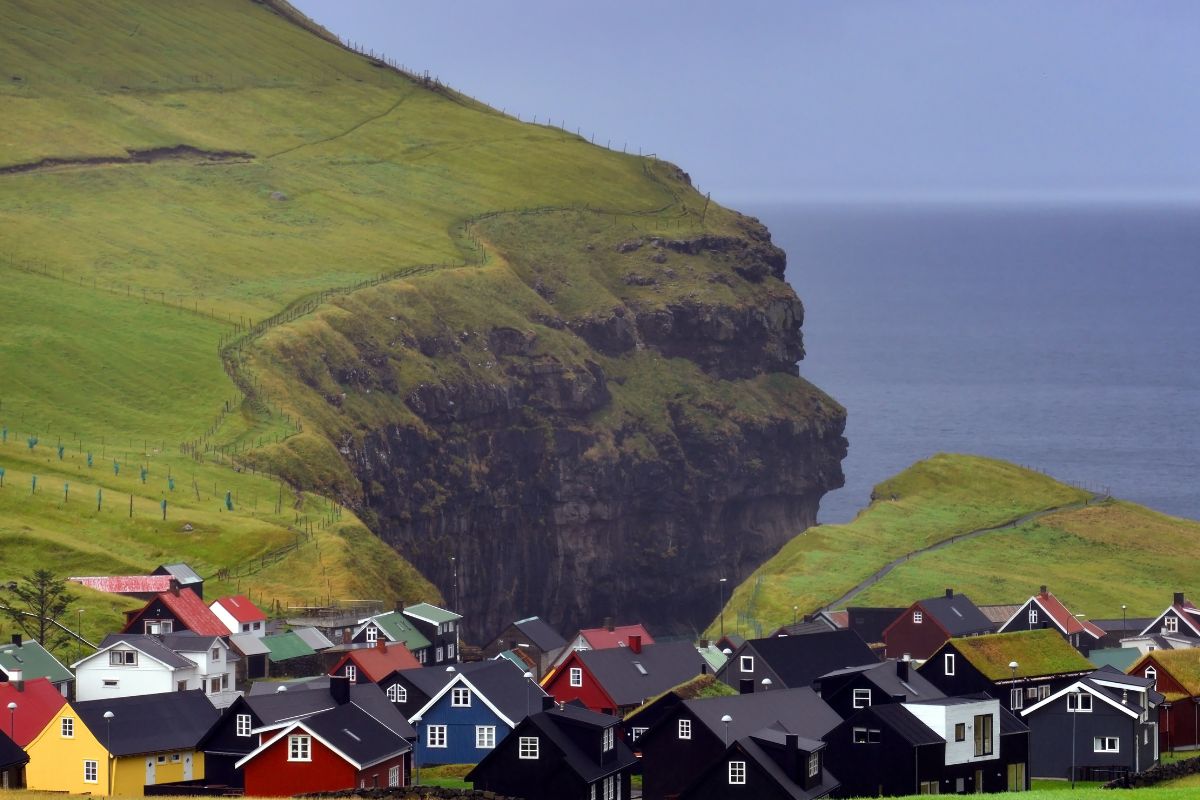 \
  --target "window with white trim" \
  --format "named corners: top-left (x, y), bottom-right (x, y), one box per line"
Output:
top-left (807, 751), bottom-right (820, 778)
top-left (678, 719), bottom-right (692, 740)
top-left (519, 736), bottom-right (539, 759)
top-left (447, 643), bottom-right (455, 659)
top-left (387, 684), bottom-right (407, 703)
top-left (590, 783), bottom-right (597, 800)
top-left (1165, 616), bottom-right (1179, 634)
top-left (740, 655), bottom-right (754, 673)
top-left (388, 765), bottom-right (400, 787)
top-left (1029, 608), bottom-right (1038, 625)
top-left (109, 650), bottom-right (137, 666)
top-left (1095, 736), bottom-right (1119, 753)
top-left (631, 726), bottom-right (647, 741)
top-left (1038, 684), bottom-right (1050, 700)
top-left (1010, 688), bottom-right (1023, 709)
top-left (84, 760), bottom-right (98, 783)
top-left (1145, 666), bottom-right (1157, 686)
top-left (345, 665), bottom-right (357, 684)
top-left (570, 667), bottom-right (583, 687)
top-left (853, 727), bottom-right (881, 744)
top-left (288, 734), bottom-right (311, 761)
top-left (853, 688), bottom-right (872, 708)
top-left (476, 725), bottom-right (496, 749)
top-left (212, 647), bottom-right (221, 661)
top-left (102, 679), bottom-right (118, 688)
top-left (944, 653), bottom-right (955, 676)
top-left (366, 626), bottom-right (378, 643)
top-left (729, 761), bottom-right (746, 785)
top-left (436, 646), bottom-right (444, 662)
top-left (61, 718), bottom-right (74, 738)
top-left (1068, 692), bottom-right (1093, 712)
top-left (603, 726), bottom-right (614, 752)
top-left (452, 686), bottom-right (471, 707)
top-left (603, 775), bottom-right (615, 800)
top-left (913, 610), bottom-right (923, 624)
top-left (428, 725), bottom-right (447, 748)
top-left (236, 714), bottom-right (252, 737)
